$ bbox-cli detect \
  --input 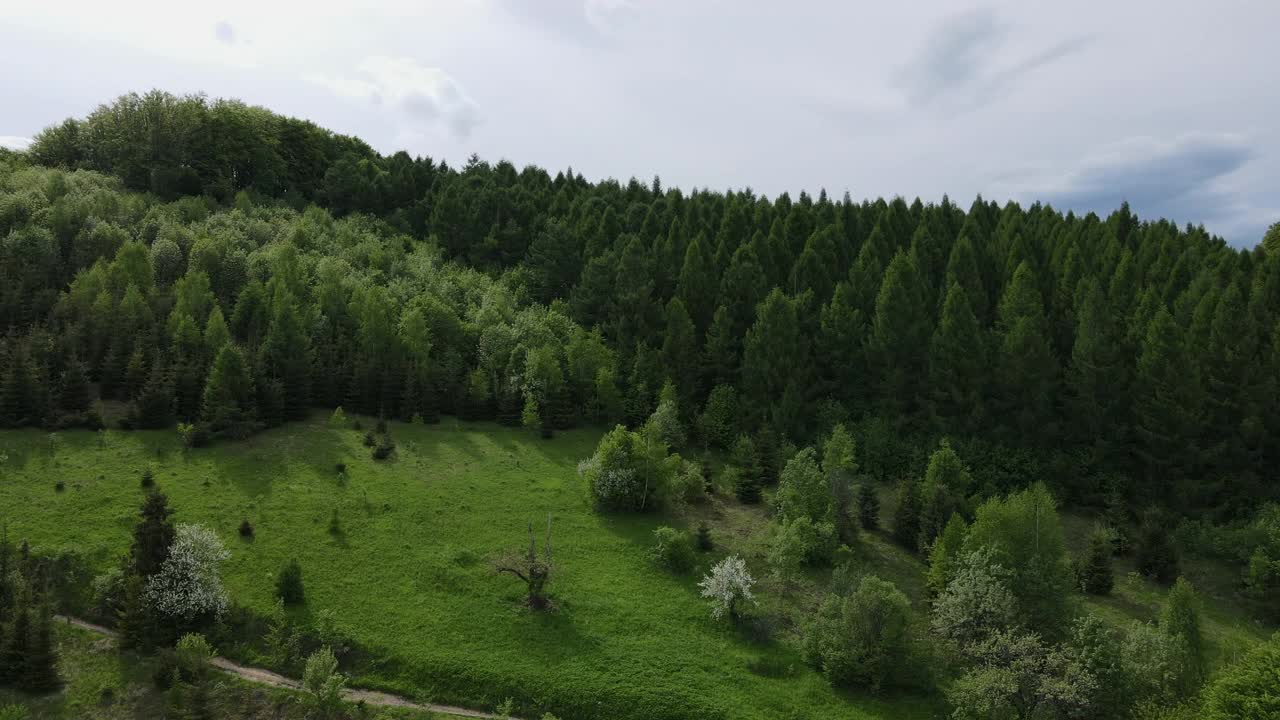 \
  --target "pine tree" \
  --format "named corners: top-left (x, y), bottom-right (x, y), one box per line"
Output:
top-left (1132, 308), bottom-right (1203, 496)
top-left (202, 344), bottom-right (255, 428)
top-left (1160, 577), bottom-right (1205, 692)
top-left (21, 605), bottom-right (60, 692)
top-left (1066, 278), bottom-right (1126, 460)
top-left (732, 434), bottom-right (762, 504)
top-left (926, 513), bottom-right (968, 596)
top-left (260, 292), bottom-right (312, 421)
top-left (130, 491), bottom-right (176, 578)
top-left (0, 602), bottom-right (30, 684)
top-left (0, 343), bottom-right (40, 427)
top-left (856, 482), bottom-right (880, 530)
top-left (867, 250), bottom-right (931, 422)
top-left (1078, 527), bottom-right (1115, 595)
top-left (677, 233), bottom-right (717, 335)
top-left (58, 359), bottom-right (91, 413)
top-left (660, 298), bottom-right (699, 411)
top-left (943, 231), bottom-right (989, 322)
top-left (928, 283), bottom-right (987, 434)
top-left (892, 476), bottom-right (922, 552)
top-left (917, 440), bottom-right (972, 550)
top-left (994, 261), bottom-right (1058, 444)
top-left (818, 283), bottom-right (869, 408)
top-left (1134, 509), bottom-right (1179, 584)
top-left (129, 359), bottom-right (175, 429)
top-left (742, 290), bottom-right (806, 425)
top-left (124, 348), bottom-right (148, 399)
